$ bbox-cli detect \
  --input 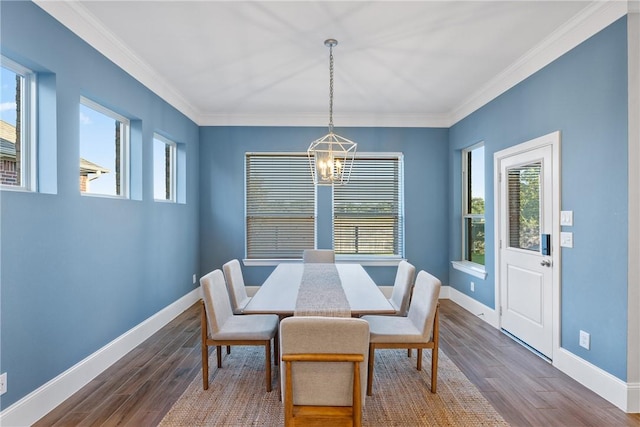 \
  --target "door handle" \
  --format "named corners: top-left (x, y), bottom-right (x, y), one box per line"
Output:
top-left (540, 259), bottom-right (552, 267)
